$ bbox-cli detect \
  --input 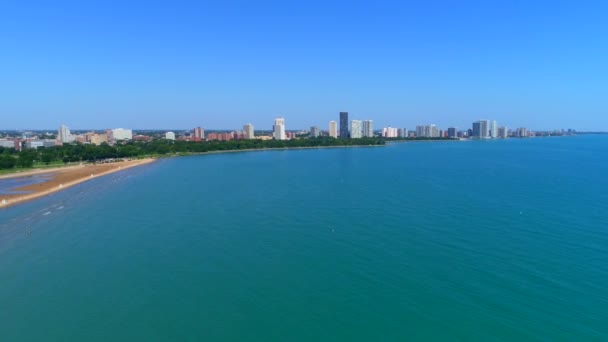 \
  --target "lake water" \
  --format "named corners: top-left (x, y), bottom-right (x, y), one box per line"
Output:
top-left (1, 136), bottom-right (607, 341)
